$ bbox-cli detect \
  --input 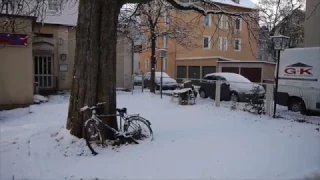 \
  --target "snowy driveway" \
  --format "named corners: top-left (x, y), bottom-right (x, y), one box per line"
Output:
top-left (1, 92), bottom-right (320, 180)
